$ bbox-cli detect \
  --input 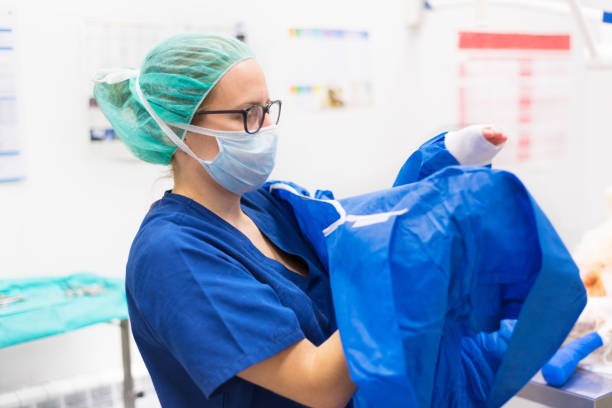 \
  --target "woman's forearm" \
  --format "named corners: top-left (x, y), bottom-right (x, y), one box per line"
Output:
top-left (306, 330), bottom-right (356, 408)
